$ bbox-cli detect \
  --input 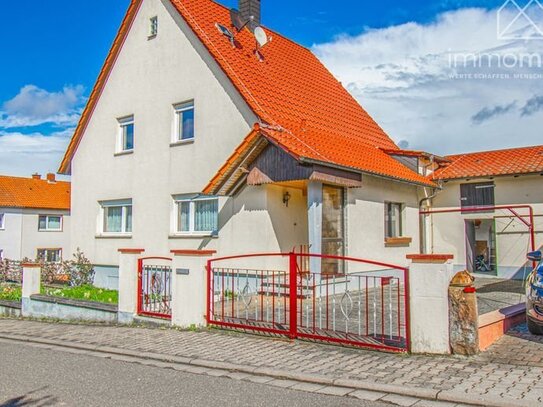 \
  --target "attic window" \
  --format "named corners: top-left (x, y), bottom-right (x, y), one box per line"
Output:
top-left (149, 16), bottom-right (158, 38)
